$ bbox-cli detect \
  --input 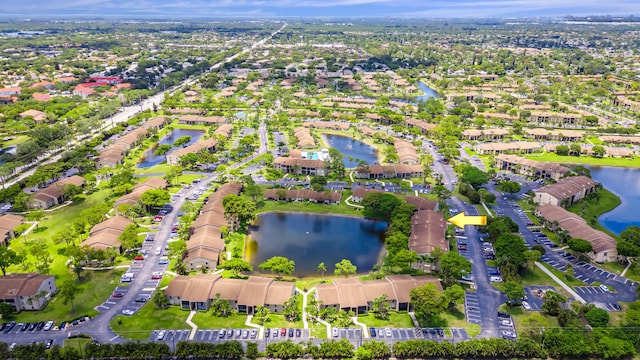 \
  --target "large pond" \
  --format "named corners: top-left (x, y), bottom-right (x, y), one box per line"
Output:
top-left (137, 129), bottom-right (204, 168)
top-left (247, 212), bottom-right (388, 277)
top-left (322, 134), bottom-right (379, 166)
top-left (587, 166), bottom-right (640, 234)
